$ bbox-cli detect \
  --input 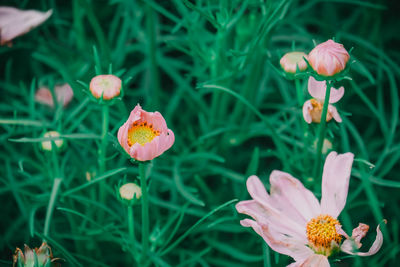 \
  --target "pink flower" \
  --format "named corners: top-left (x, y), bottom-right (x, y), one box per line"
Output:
top-left (236, 152), bottom-right (384, 266)
top-left (0, 7), bottom-right (52, 46)
top-left (280, 52), bottom-right (308, 74)
top-left (89, 75), bottom-right (122, 100)
top-left (35, 83), bottom-right (74, 108)
top-left (117, 104), bottom-right (175, 161)
top-left (302, 77), bottom-right (343, 124)
top-left (308, 39), bottom-right (350, 76)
